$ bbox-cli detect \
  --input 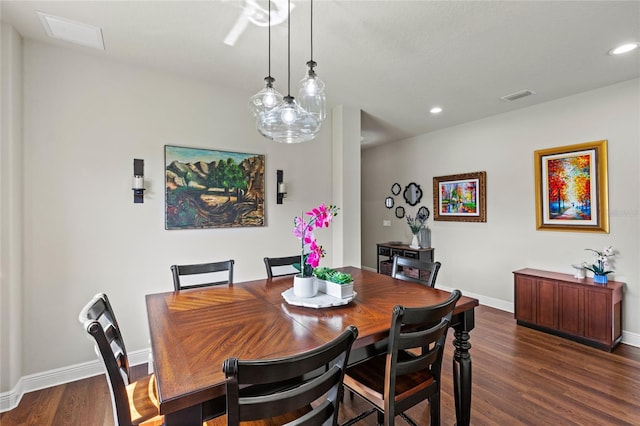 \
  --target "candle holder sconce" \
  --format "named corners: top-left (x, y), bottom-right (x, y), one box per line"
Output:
top-left (277, 169), bottom-right (287, 204)
top-left (133, 158), bottom-right (145, 203)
